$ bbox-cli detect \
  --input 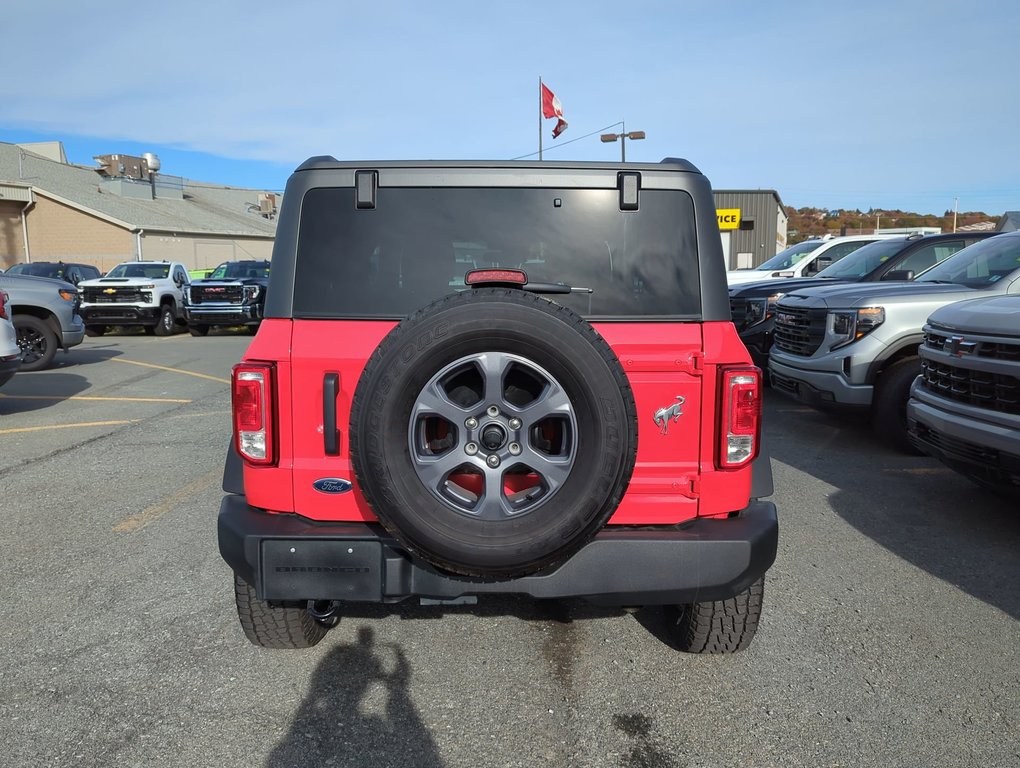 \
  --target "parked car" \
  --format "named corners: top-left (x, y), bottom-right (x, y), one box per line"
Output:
top-left (183, 260), bottom-right (270, 335)
top-left (4, 261), bottom-right (101, 285)
top-left (768, 231), bottom-right (1020, 451)
top-left (218, 155), bottom-right (778, 653)
top-left (0, 273), bottom-right (85, 371)
top-left (0, 291), bottom-right (21, 387)
top-left (730, 233), bottom-right (995, 368)
top-left (908, 294), bottom-right (1020, 497)
top-left (77, 260), bottom-right (190, 336)
top-left (726, 234), bottom-right (895, 285)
